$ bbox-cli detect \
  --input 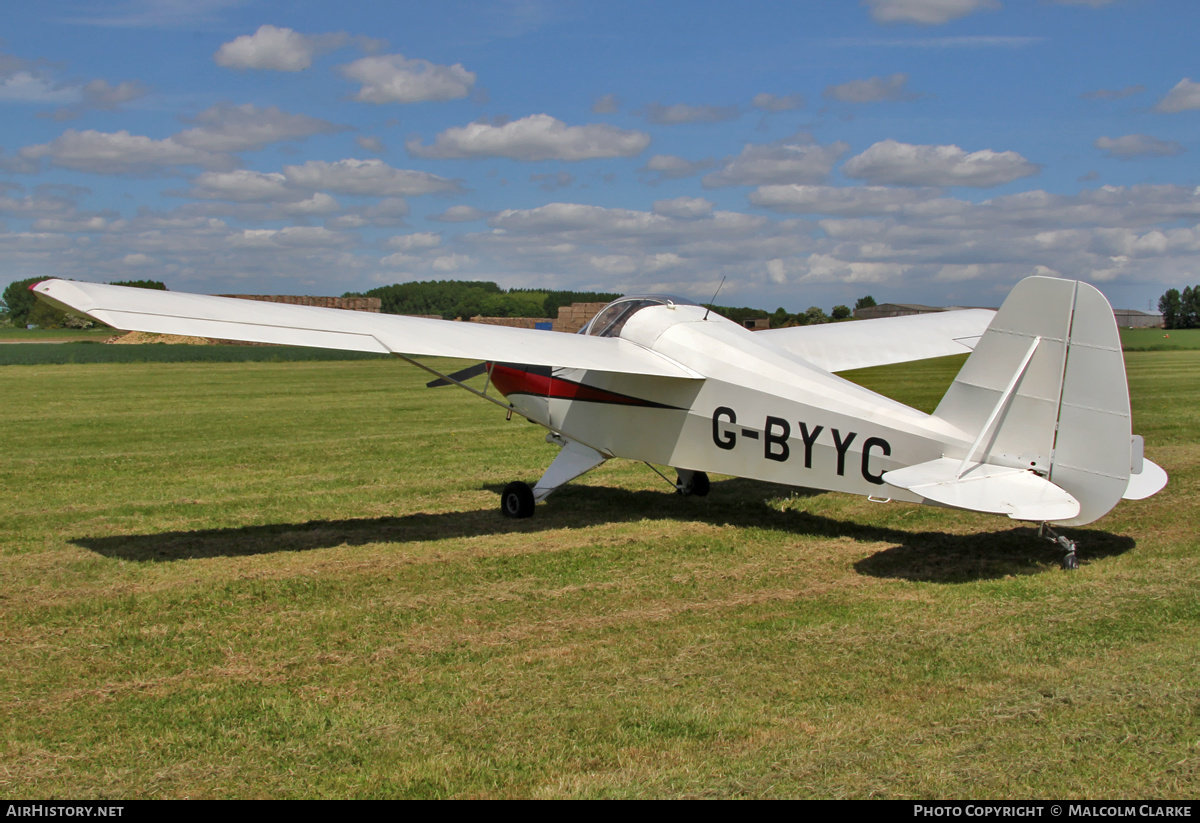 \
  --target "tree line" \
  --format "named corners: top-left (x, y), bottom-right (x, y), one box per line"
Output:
top-left (709, 295), bottom-right (876, 329)
top-left (1, 277), bottom-right (166, 329)
top-left (3, 274), bottom-right (879, 330)
top-left (343, 281), bottom-right (623, 321)
top-left (1158, 286), bottom-right (1200, 329)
